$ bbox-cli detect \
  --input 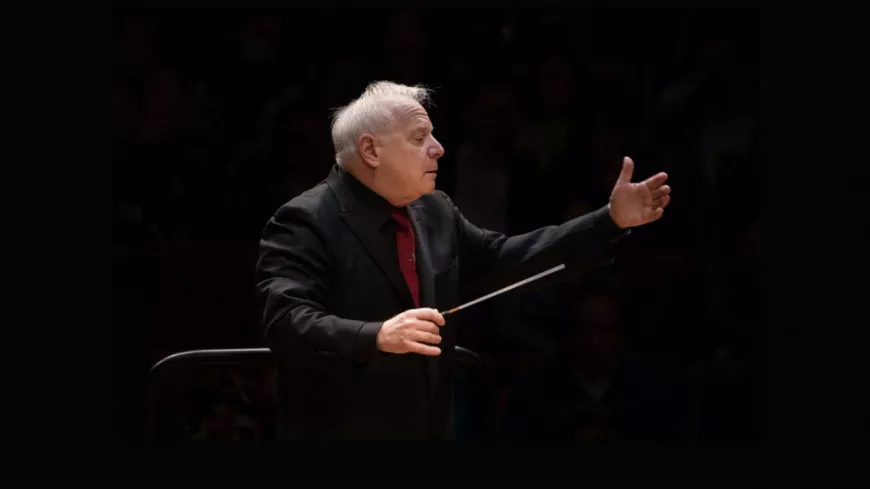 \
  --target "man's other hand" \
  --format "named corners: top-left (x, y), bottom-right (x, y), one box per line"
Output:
top-left (608, 156), bottom-right (672, 228)
top-left (376, 308), bottom-right (445, 356)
